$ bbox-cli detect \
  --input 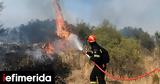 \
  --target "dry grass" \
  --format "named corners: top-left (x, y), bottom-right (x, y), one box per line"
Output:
top-left (121, 56), bottom-right (160, 84)
top-left (64, 55), bottom-right (160, 84)
top-left (66, 62), bottom-right (92, 84)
